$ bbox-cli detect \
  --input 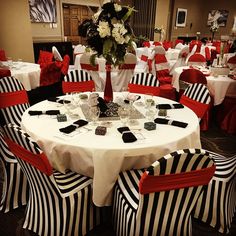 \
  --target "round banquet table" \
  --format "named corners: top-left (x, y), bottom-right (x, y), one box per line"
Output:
top-left (172, 66), bottom-right (236, 106)
top-left (21, 92), bottom-right (201, 206)
top-left (10, 62), bottom-right (40, 91)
